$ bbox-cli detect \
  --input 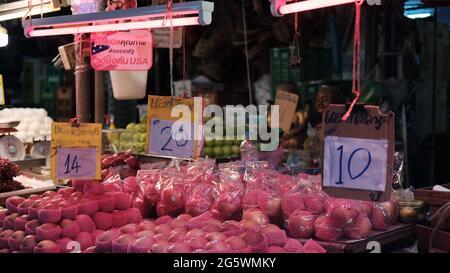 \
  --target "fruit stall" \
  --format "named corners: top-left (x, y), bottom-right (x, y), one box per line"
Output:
top-left (0, 0), bottom-right (449, 258)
